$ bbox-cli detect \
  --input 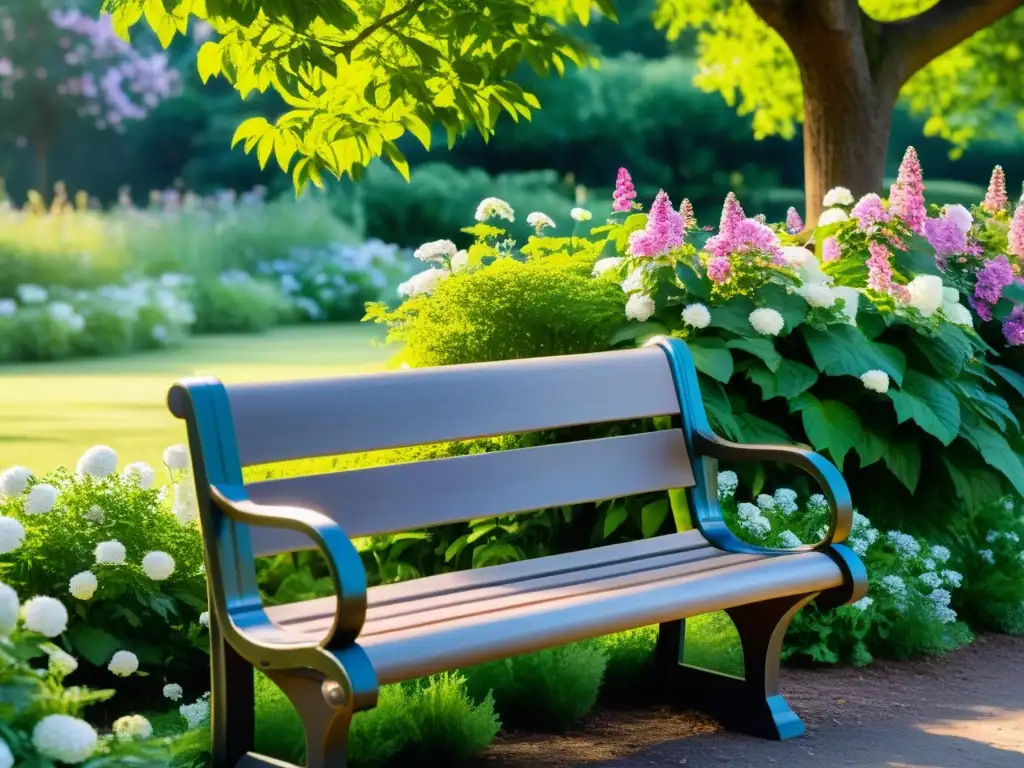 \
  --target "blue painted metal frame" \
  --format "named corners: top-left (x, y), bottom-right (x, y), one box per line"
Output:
top-left (651, 337), bottom-right (867, 606)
